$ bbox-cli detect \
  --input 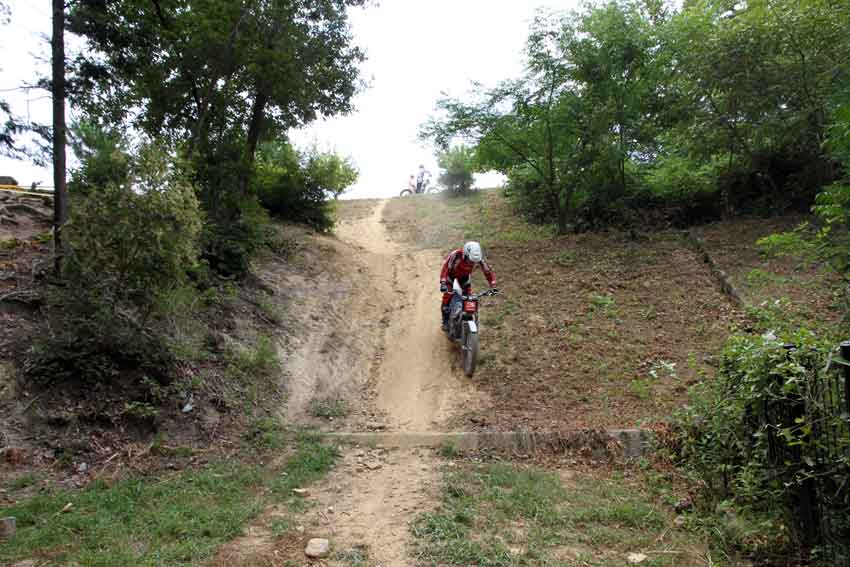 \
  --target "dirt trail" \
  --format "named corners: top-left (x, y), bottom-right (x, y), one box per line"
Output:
top-left (299, 447), bottom-right (440, 566)
top-left (225, 199), bottom-right (479, 566)
top-left (305, 199), bottom-right (478, 565)
top-left (336, 199), bottom-right (479, 432)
